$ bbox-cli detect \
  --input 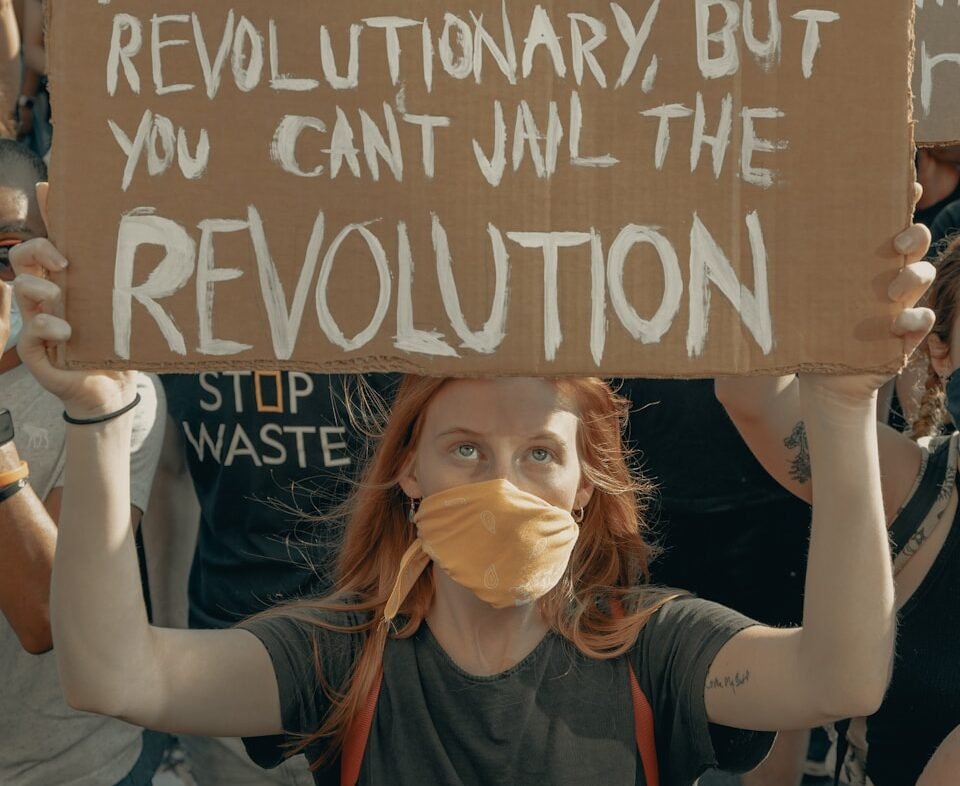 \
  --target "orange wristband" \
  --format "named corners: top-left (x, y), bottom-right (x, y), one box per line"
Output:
top-left (0, 461), bottom-right (29, 487)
